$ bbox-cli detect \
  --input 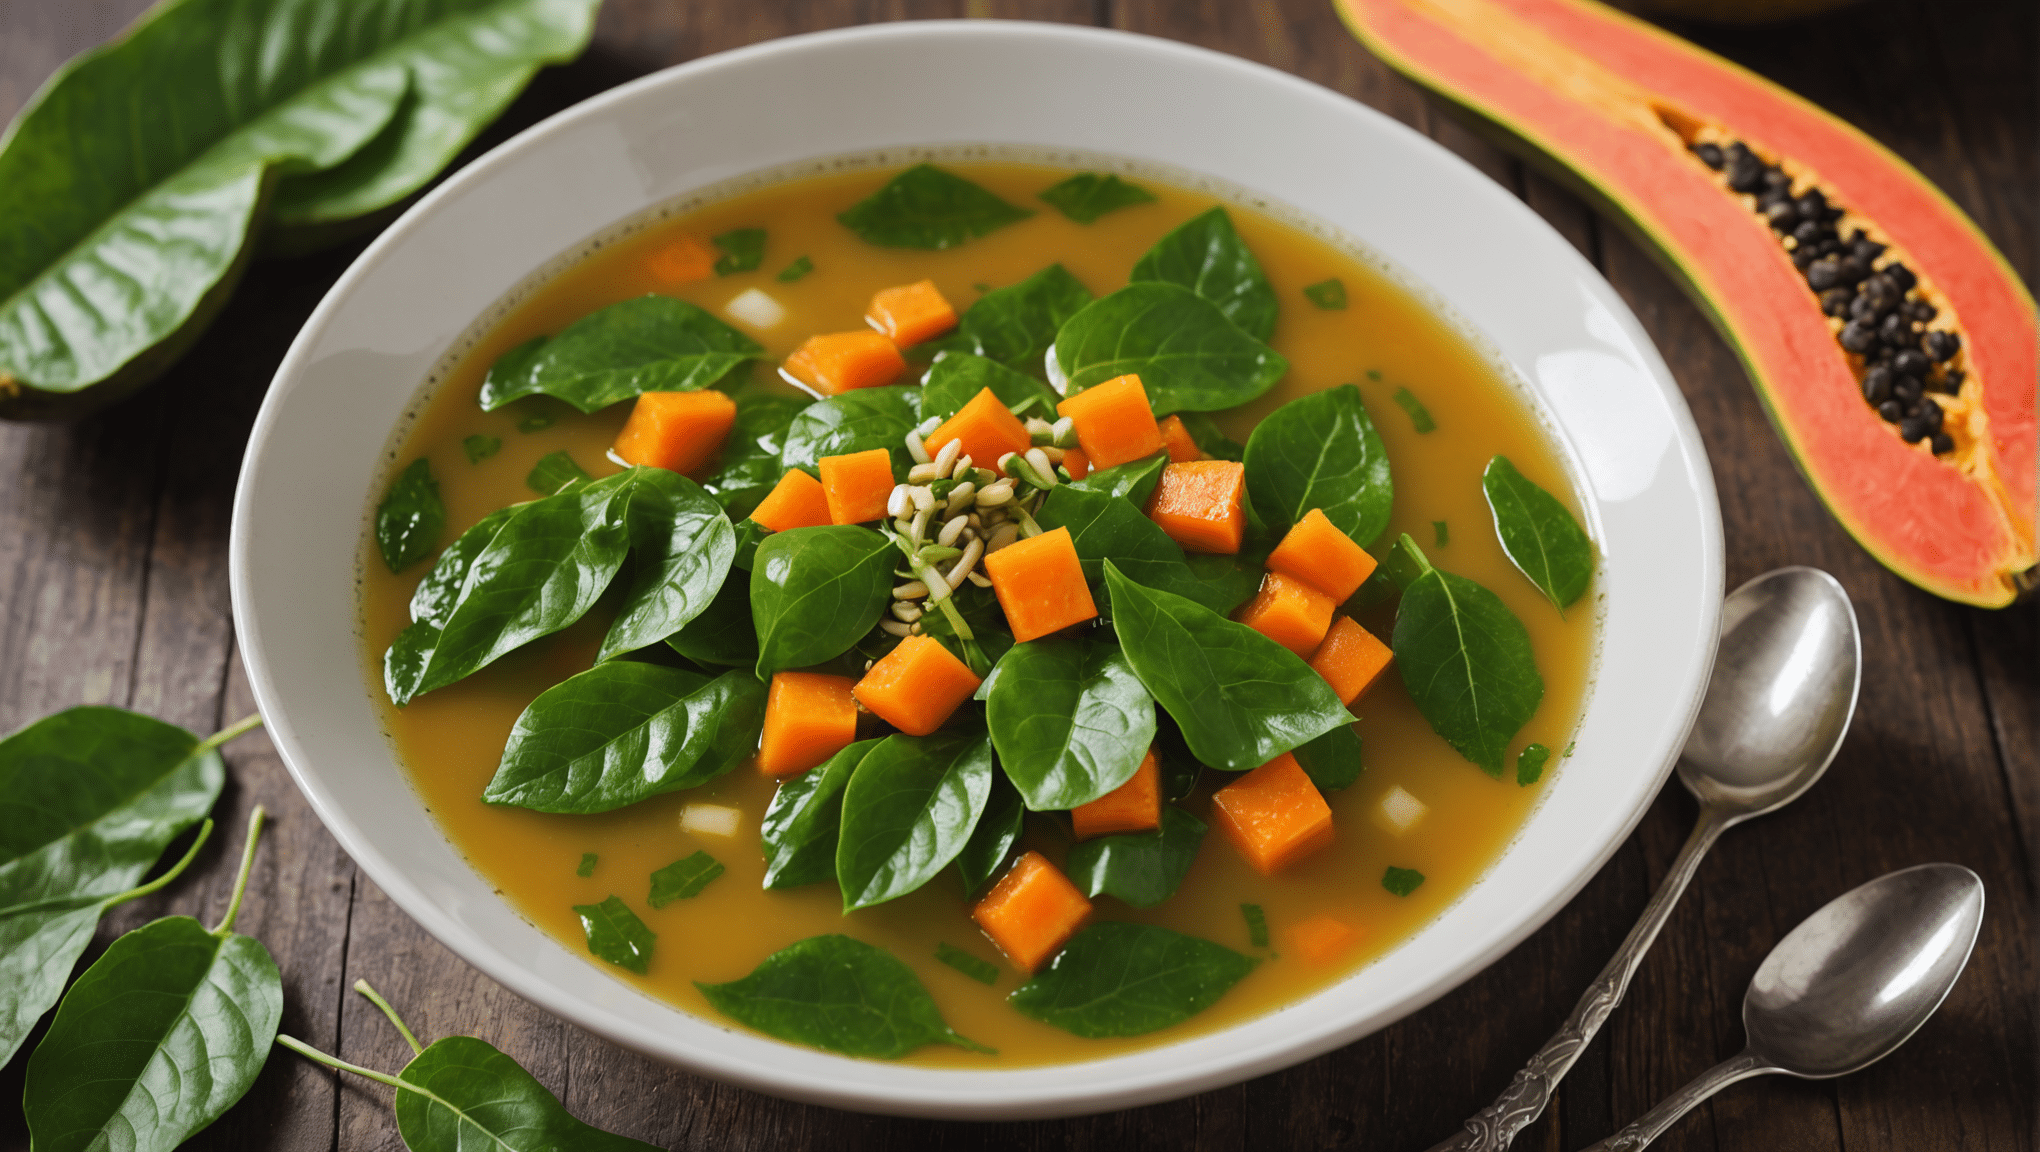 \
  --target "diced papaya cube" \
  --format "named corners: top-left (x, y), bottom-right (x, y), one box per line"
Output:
top-left (1211, 752), bottom-right (1334, 875)
top-left (748, 468), bottom-right (832, 533)
top-left (1061, 447), bottom-right (1090, 480)
top-left (645, 234), bottom-right (715, 282)
top-left (1288, 914), bottom-right (1359, 965)
top-left (1056, 373), bottom-right (1164, 469)
top-left (1266, 508), bottom-right (1378, 601)
top-left (756, 672), bottom-right (857, 778)
top-left (1235, 572), bottom-right (1336, 657)
top-left (925, 388), bottom-right (1031, 477)
top-left (853, 634), bottom-right (982, 736)
top-left (973, 850), bottom-right (1091, 972)
top-left (782, 331), bottom-right (905, 396)
top-left (611, 390), bottom-right (738, 475)
top-left (1145, 460), bottom-right (1246, 554)
top-left (1157, 415), bottom-right (1204, 464)
top-left (866, 279), bottom-right (958, 347)
top-left (1309, 616), bottom-right (1394, 705)
top-left (1071, 749), bottom-right (1161, 840)
top-left (818, 447), bottom-right (896, 525)
top-left (982, 526), bottom-right (1098, 643)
